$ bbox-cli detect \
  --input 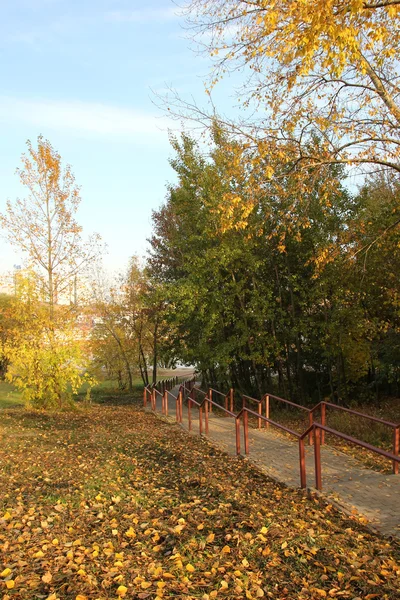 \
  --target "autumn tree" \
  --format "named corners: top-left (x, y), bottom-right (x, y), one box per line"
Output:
top-left (3, 272), bottom-right (94, 409)
top-left (0, 294), bottom-right (13, 379)
top-left (0, 138), bottom-right (100, 408)
top-left (0, 136), bottom-right (101, 316)
top-left (90, 258), bottom-right (164, 389)
top-left (148, 129), bottom-right (400, 403)
top-left (178, 1), bottom-right (400, 179)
